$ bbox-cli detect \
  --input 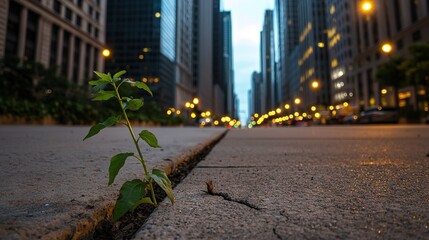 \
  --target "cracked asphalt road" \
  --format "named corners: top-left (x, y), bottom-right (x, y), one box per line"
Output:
top-left (134, 125), bottom-right (429, 239)
top-left (0, 126), bottom-right (226, 239)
